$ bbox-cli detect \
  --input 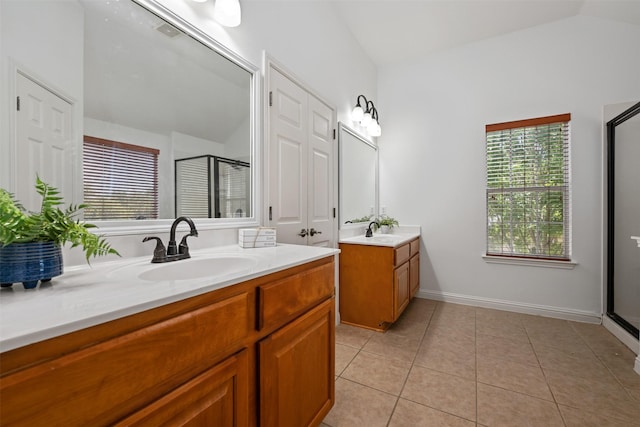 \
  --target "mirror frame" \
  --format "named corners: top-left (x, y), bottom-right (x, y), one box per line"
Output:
top-left (338, 122), bottom-right (378, 229)
top-left (88, 0), bottom-right (261, 235)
